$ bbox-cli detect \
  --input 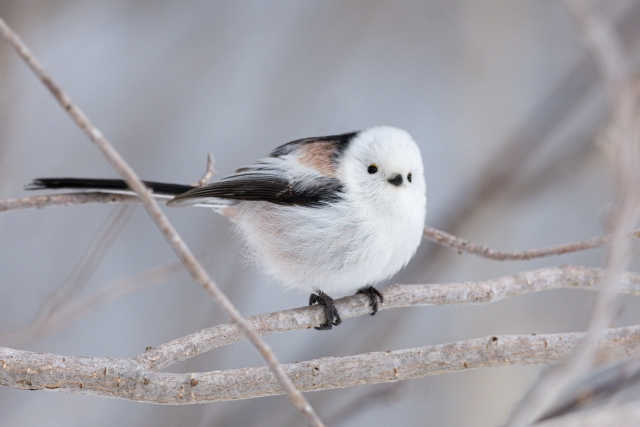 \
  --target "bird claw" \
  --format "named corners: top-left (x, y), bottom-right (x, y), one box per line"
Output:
top-left (356, 286), bottom-right (384, 315)
top-left (309, 290), bottom-right (342, 330)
